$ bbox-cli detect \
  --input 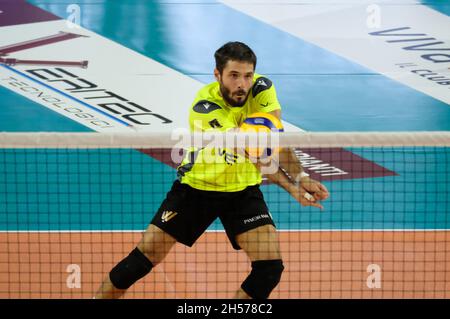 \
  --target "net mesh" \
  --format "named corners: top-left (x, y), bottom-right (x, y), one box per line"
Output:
top-left (0, 131), bottom-right (449, 299)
